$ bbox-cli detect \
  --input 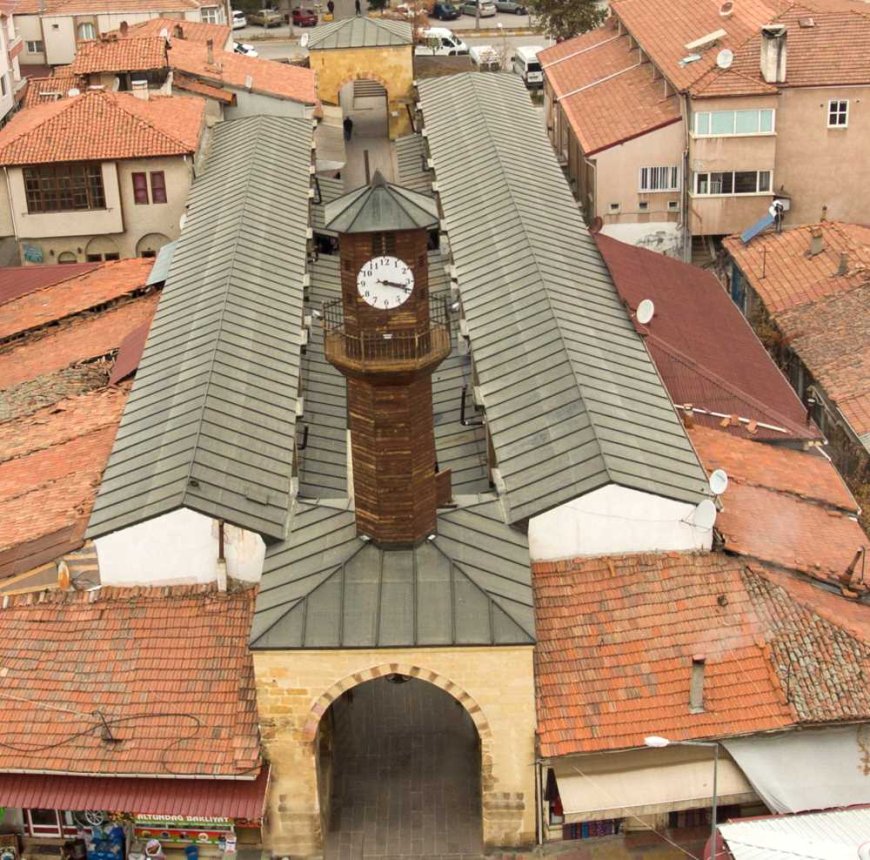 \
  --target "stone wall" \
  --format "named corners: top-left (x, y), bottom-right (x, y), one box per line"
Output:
top-left (308, 45), bottom-right (414, 139)
top-left (254, 646), bottom-right (537, 856)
